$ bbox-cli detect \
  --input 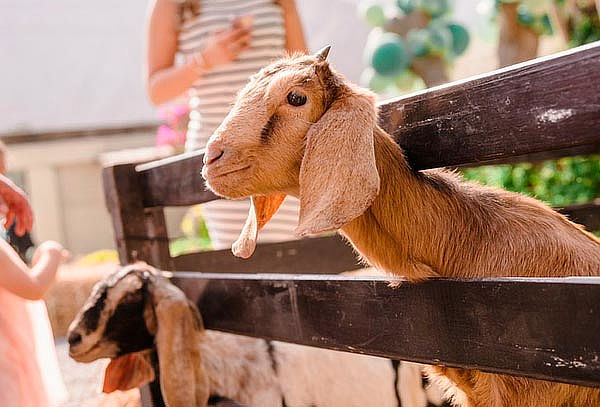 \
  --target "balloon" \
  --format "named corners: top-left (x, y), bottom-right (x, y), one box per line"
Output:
top-left (358, 1), bottom-right (386, 27)
top-left (371, 33), bottom-right (411, 76)
top-left (420, 0), bottom-right (450, 18)
top-left (397, 0), bottom-right (416, 14)
top-left (361, 68), bottom-right (393, 93)
top-left (427, 23), bottom-right (453, 53)
top-left (407, 29), bottom-right (431, 57)
top-left (517, 5), bottom-right (535, 25)
top-left (447, 23), bottom-right (470, 56)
